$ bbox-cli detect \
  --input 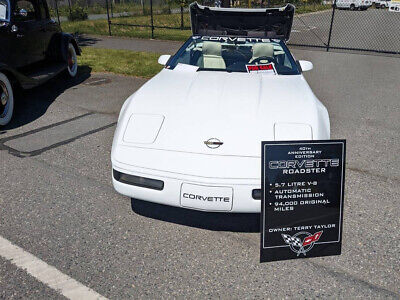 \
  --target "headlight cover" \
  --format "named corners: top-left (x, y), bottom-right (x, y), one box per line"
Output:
top-left (274, 123), bottom-right (313, 141)
top-left (123, 114), bottom-right (164, 144)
